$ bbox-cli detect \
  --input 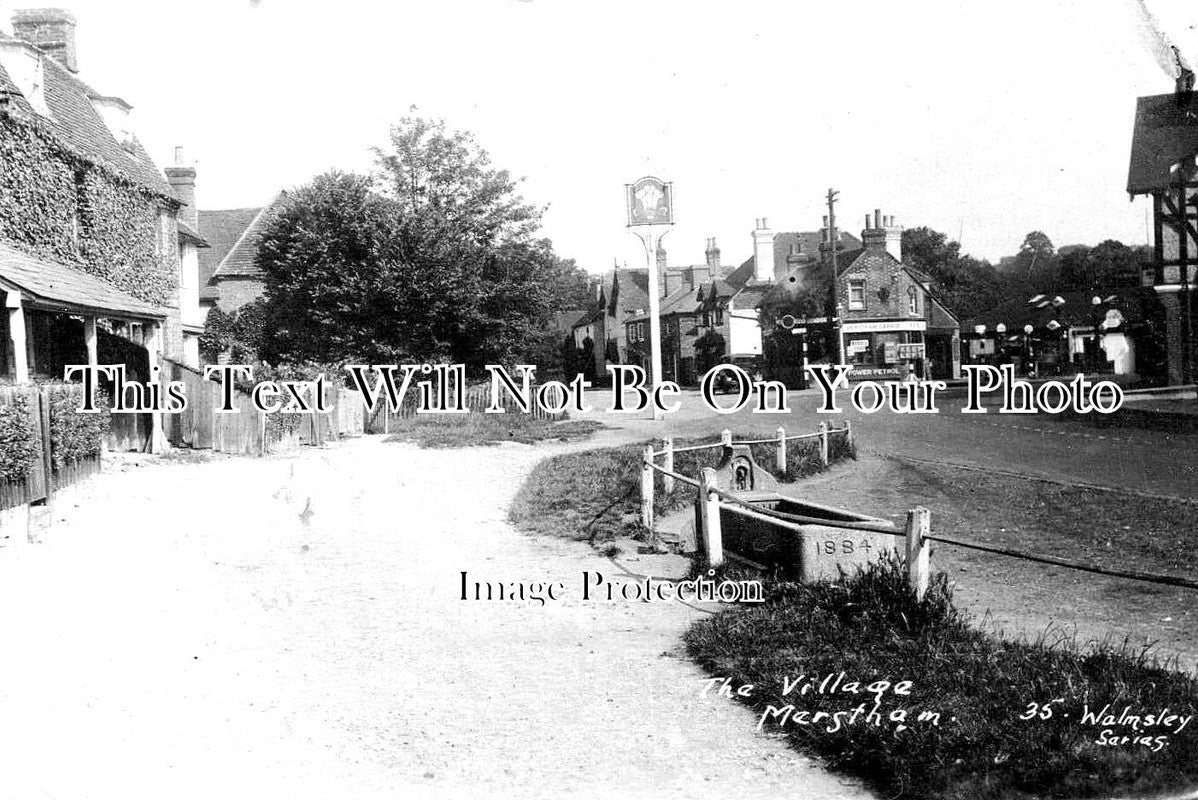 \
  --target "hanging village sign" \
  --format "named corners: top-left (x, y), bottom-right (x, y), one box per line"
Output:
top-left (626, 176), bottom-right (675, 419)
